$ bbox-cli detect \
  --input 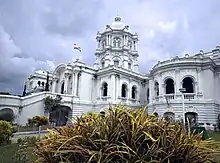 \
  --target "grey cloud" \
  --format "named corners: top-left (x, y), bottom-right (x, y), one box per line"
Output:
top-left (1, 0), bottom-right (220, 94)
